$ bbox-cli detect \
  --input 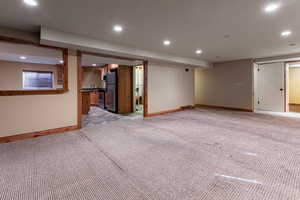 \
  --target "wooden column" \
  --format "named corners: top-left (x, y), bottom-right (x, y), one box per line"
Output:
top-left (77, 51), bottom-right (82, 129)
top-left (143, 60), bottom-right (148, 117)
